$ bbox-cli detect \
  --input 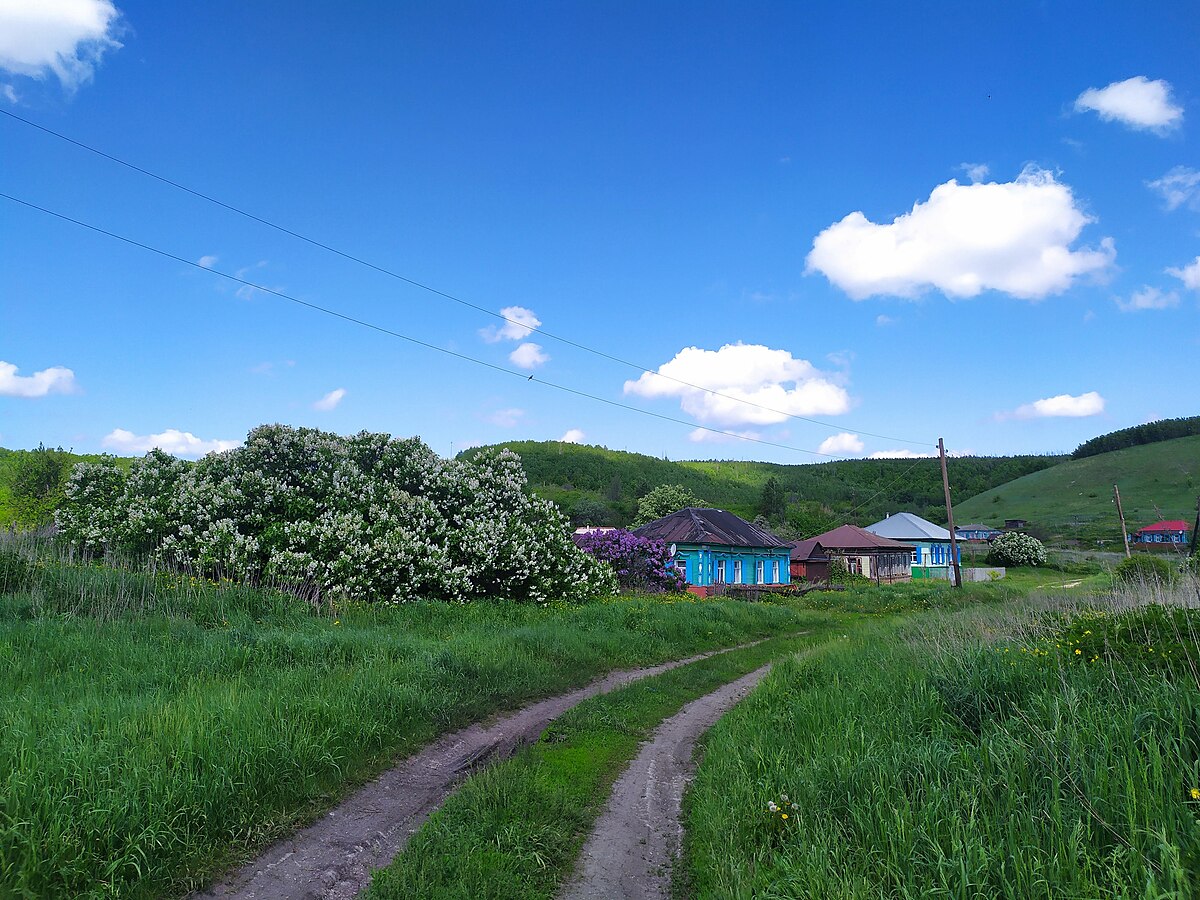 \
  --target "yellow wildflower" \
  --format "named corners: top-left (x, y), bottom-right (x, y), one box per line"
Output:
top-left (1191, 788), bottom-right (1200, 800)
